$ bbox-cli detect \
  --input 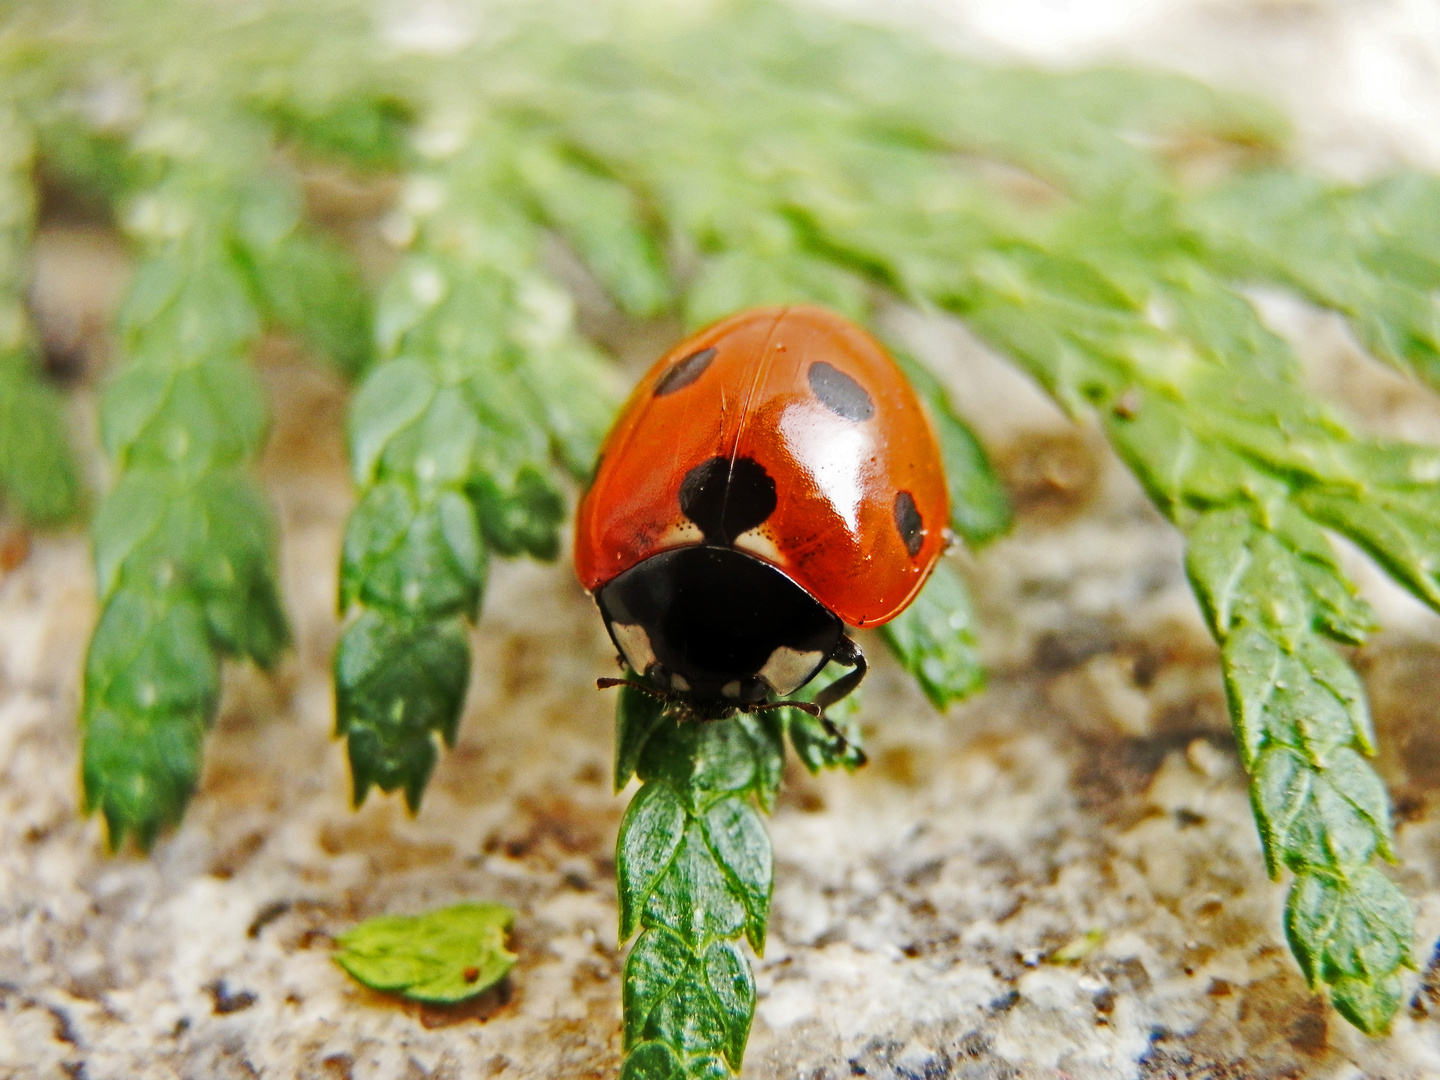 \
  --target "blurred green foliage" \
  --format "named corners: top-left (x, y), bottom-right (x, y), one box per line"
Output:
top-left (0, 0), bottom-right (1437, 1060)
